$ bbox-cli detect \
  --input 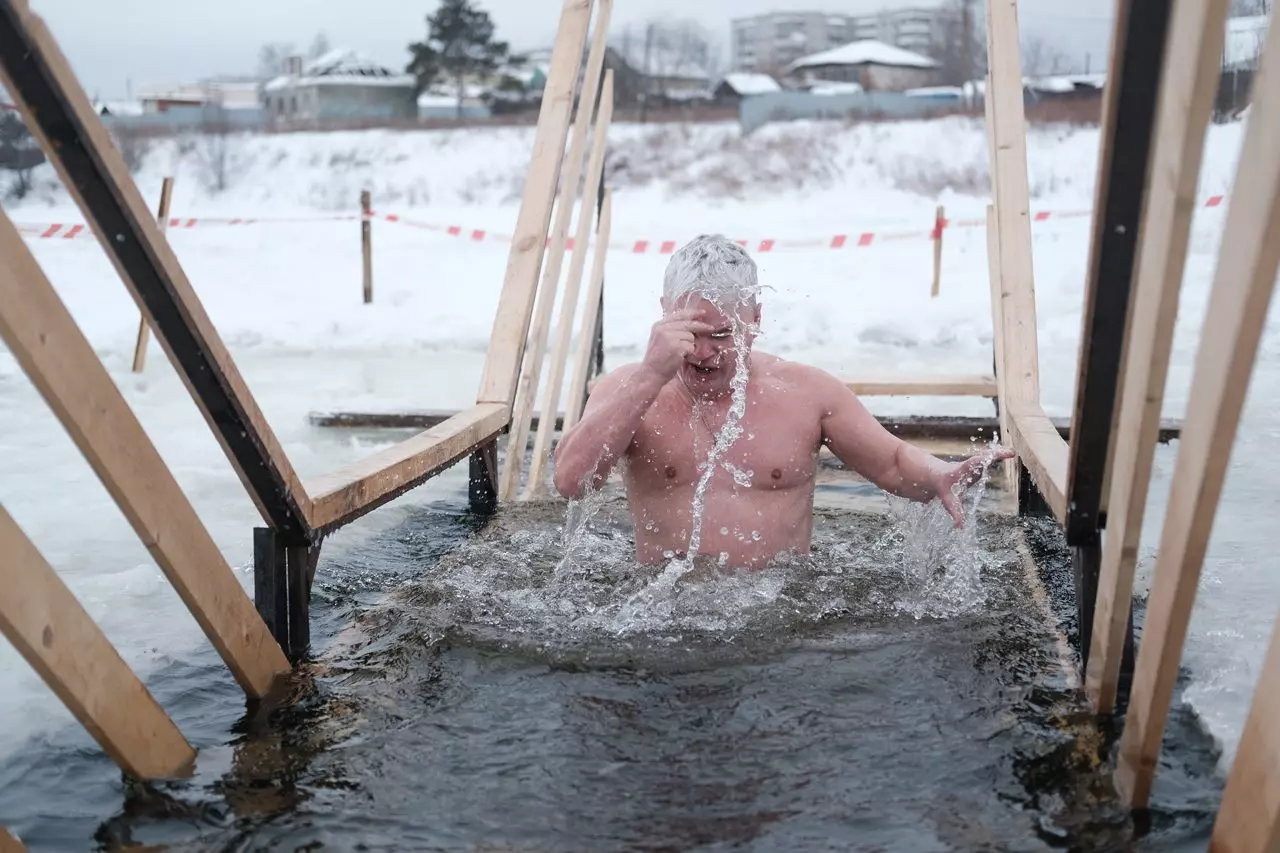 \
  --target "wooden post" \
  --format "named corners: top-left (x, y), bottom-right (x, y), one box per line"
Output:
top-left (1211, 606), bottom-right (1280, 851)
top-left (564, 189), bottom-right (613, 432)
top-left (474, 0), bottom-right (595, 409)
top-left (361, 189), bottom-right (372, 305)
top-left (0, 2), bottom-right (313, 540)
top-left (1116, 14), bottom-right (1280, 805)
top-left (931, 204), bottom-right (944, 298)
top-left (1086, 0), bottom-right (1231, 713)
top-left (0, 209), bottom-right (290, 699)
top-left (985, 0), bottom-right (1041, 408)
top-left (985, 203), bottom-right (1017, 501)
top-left (0, 505), bottom-right (196, 781)
top-left (130, 176), bottom-right (174, 373)
top-left (524, 72), bottom-right (614, 499)
top-left (498, 0), bottom-right (613, 501)
top-left (0, 827), bottom-right (26, 853)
